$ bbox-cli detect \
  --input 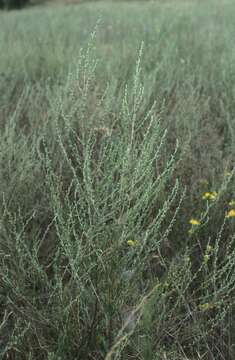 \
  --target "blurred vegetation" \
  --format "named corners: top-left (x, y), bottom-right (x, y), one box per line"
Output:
top-left (0, 0), bottom-right (235, 359)
top-left (0, 0), bottom-right (30, 9)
